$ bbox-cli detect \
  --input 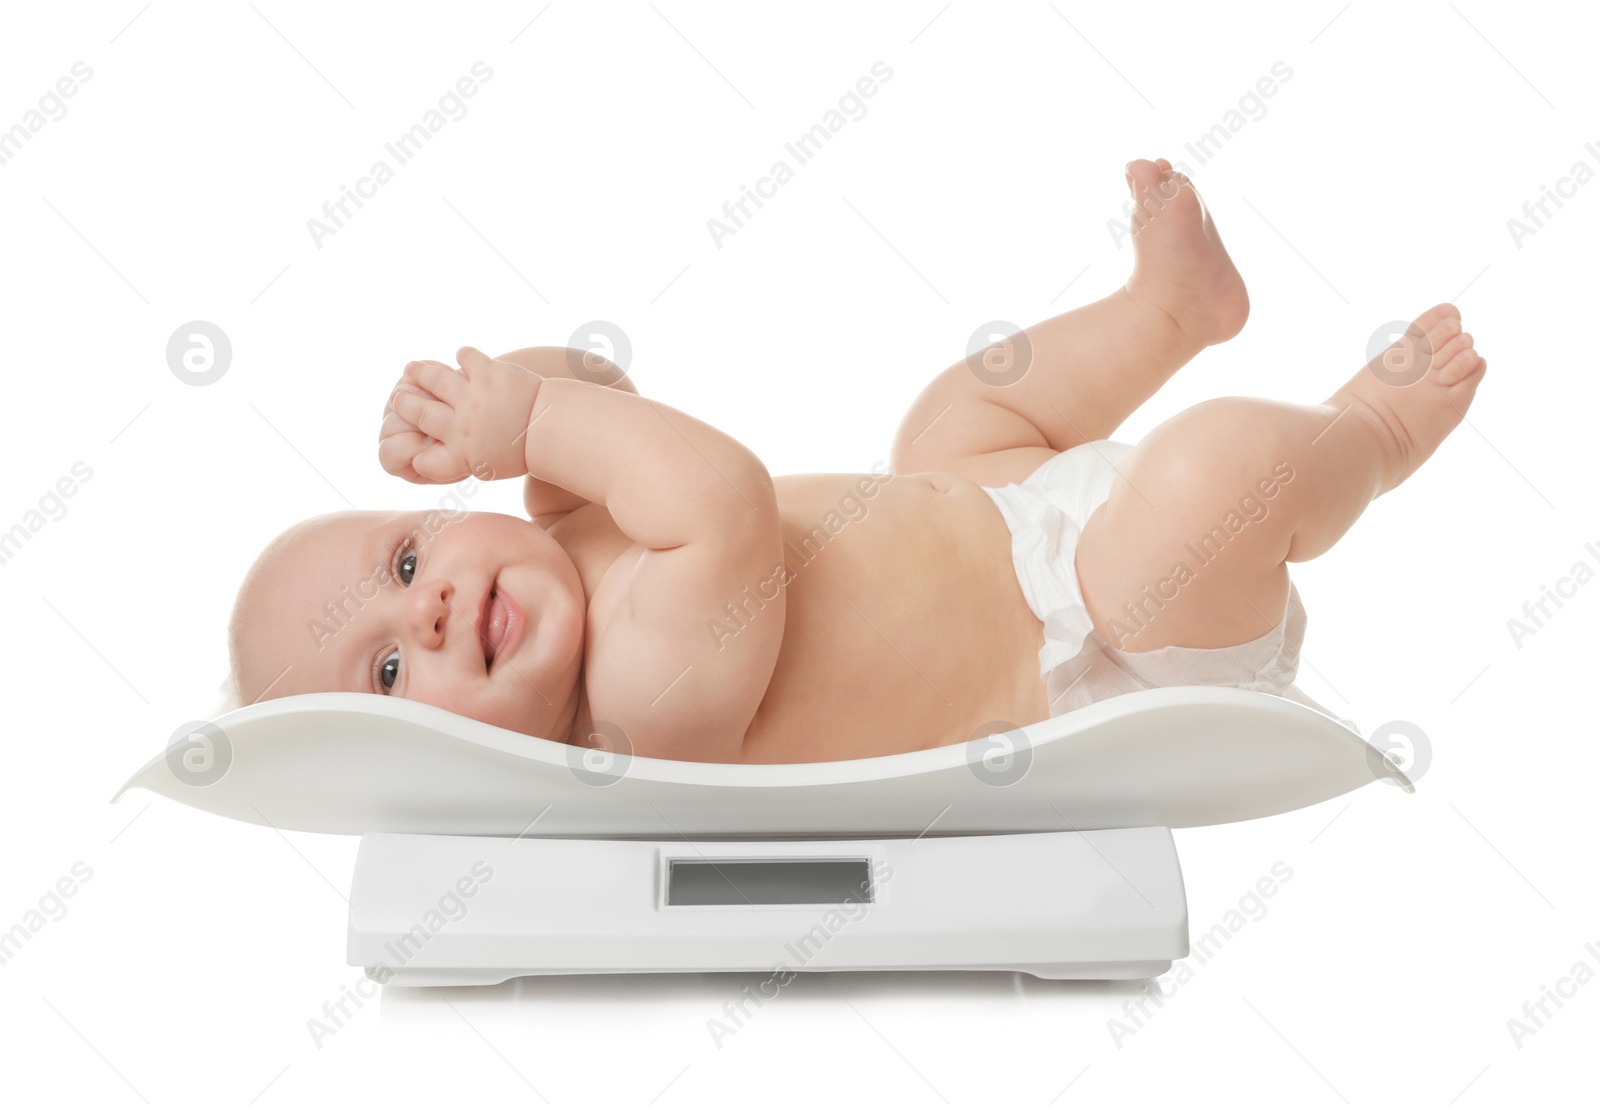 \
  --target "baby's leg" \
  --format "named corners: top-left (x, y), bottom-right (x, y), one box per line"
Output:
top-left (1075, 304), bottom-right (1486, 652)
top-left (893, 159), bottom-right (1248, 484)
